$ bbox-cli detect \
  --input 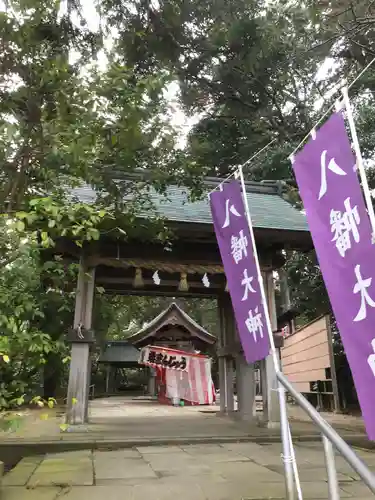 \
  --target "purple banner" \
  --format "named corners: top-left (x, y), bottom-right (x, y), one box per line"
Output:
top-left (293, 112), bottom-right (375, 440)
top-left (209, 180), bottom-right (270, 363)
